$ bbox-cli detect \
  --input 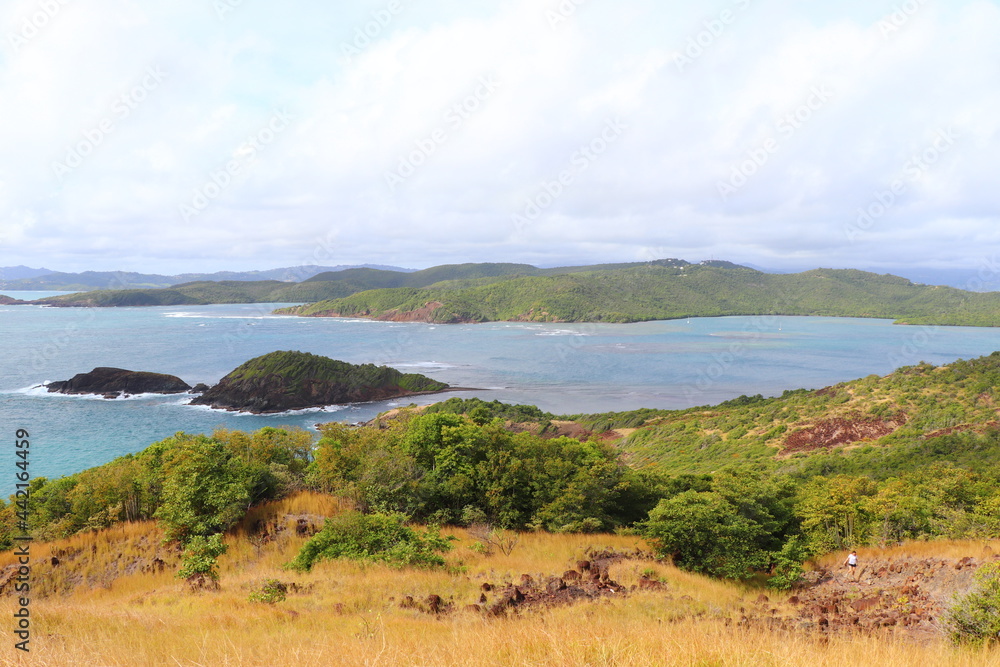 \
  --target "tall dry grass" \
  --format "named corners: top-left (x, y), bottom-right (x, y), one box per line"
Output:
top-left (2, 495), bottom-right (999, 665)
